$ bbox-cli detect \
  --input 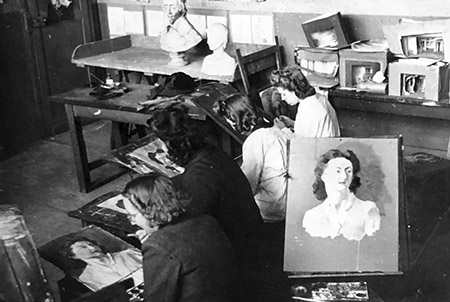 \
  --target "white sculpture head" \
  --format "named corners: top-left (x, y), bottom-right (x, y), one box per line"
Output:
top-left (206, 23), bottom-right (229, 52)
top-left (162, 0), bottom-right (186, 24)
